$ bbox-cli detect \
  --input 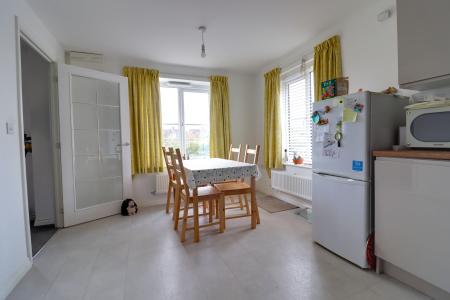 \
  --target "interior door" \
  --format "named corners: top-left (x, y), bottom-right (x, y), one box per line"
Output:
top-left (58, 64), bottom-right (131, 227)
